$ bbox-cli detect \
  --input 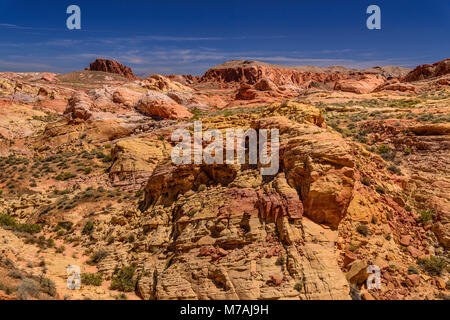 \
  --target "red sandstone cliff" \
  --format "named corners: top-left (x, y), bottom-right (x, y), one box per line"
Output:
top-left (402, 58), bottom-right (450, 82)
top-left (88, 59), bottom-right (138, 80)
